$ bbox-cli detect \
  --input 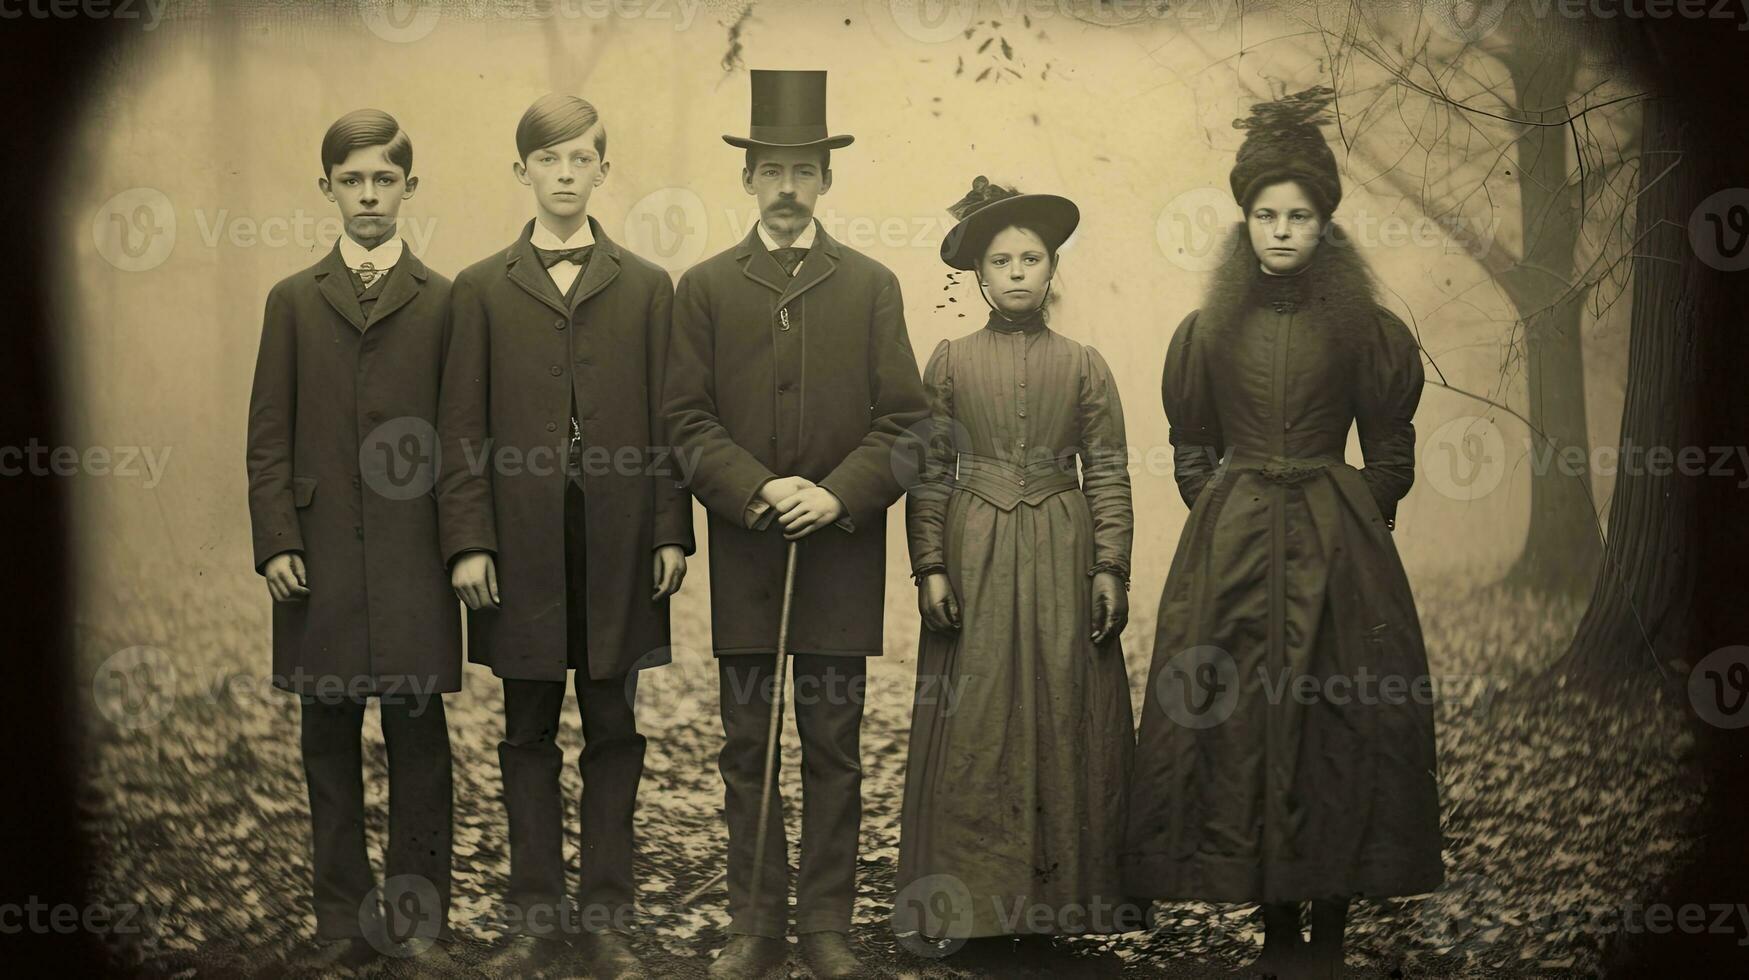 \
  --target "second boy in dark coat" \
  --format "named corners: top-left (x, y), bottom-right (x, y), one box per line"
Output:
top-left (438, 94), bottom-right (694, 980)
